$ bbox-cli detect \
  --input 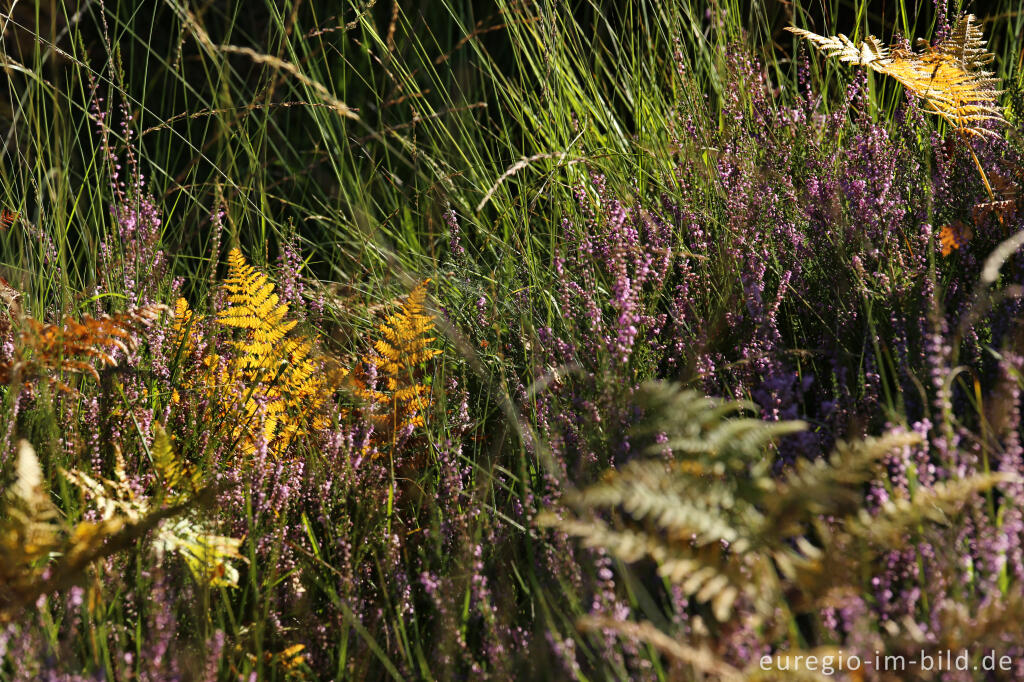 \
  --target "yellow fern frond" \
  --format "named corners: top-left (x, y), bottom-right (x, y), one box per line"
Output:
top-left (175, 249), bottom-right (336, 459)
top-left (218, 251), bottom-right (293, 342)
top-left (788, 15), bottom-right (1005, 139)
top-left (353, 280), bottom-right (441, 445)
top-left (171, 297), bottom-right (196, 353)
